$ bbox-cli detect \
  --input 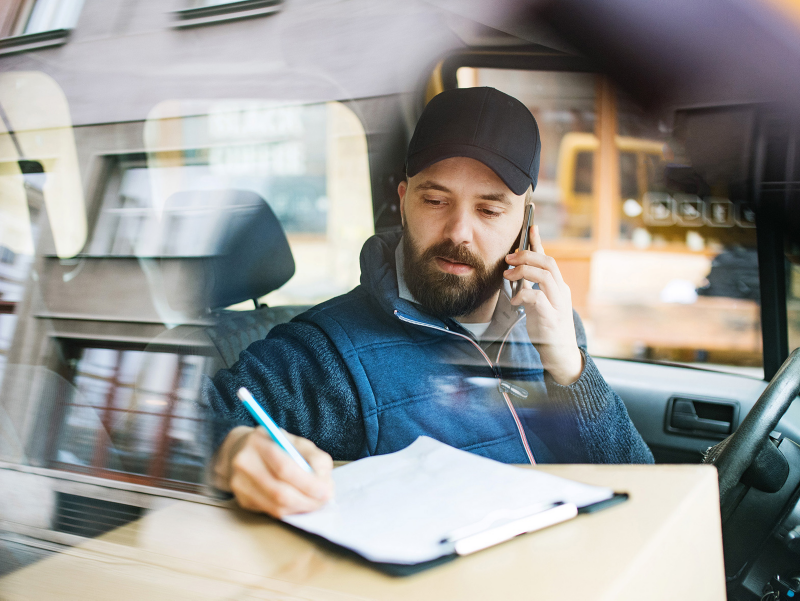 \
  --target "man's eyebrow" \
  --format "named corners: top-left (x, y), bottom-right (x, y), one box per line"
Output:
top-left (477, 192), bottom-right (512, 205)
top-left (414, 181), bottom-right (512, 205)
top-left (414, 181), bottom-right (451, 193)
